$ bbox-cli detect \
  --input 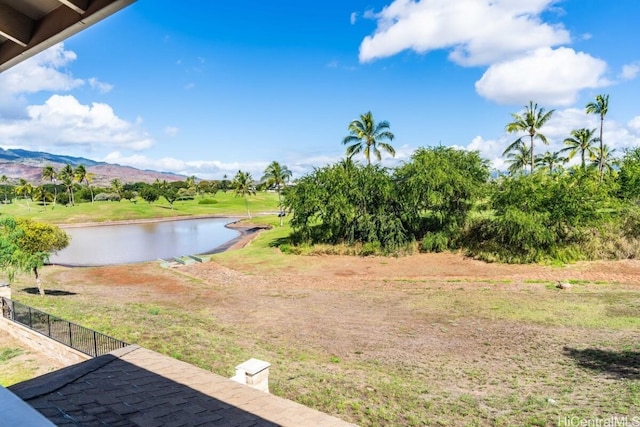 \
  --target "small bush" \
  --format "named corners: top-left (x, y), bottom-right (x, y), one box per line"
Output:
top-left (94, 192), bottom-right (121, 202)
top-left (421, 232), bottom-right (449, 253)
top-left (360, 241), bottom-right (381, 256)
top-left (198, 198), bottom-right (218, 205)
